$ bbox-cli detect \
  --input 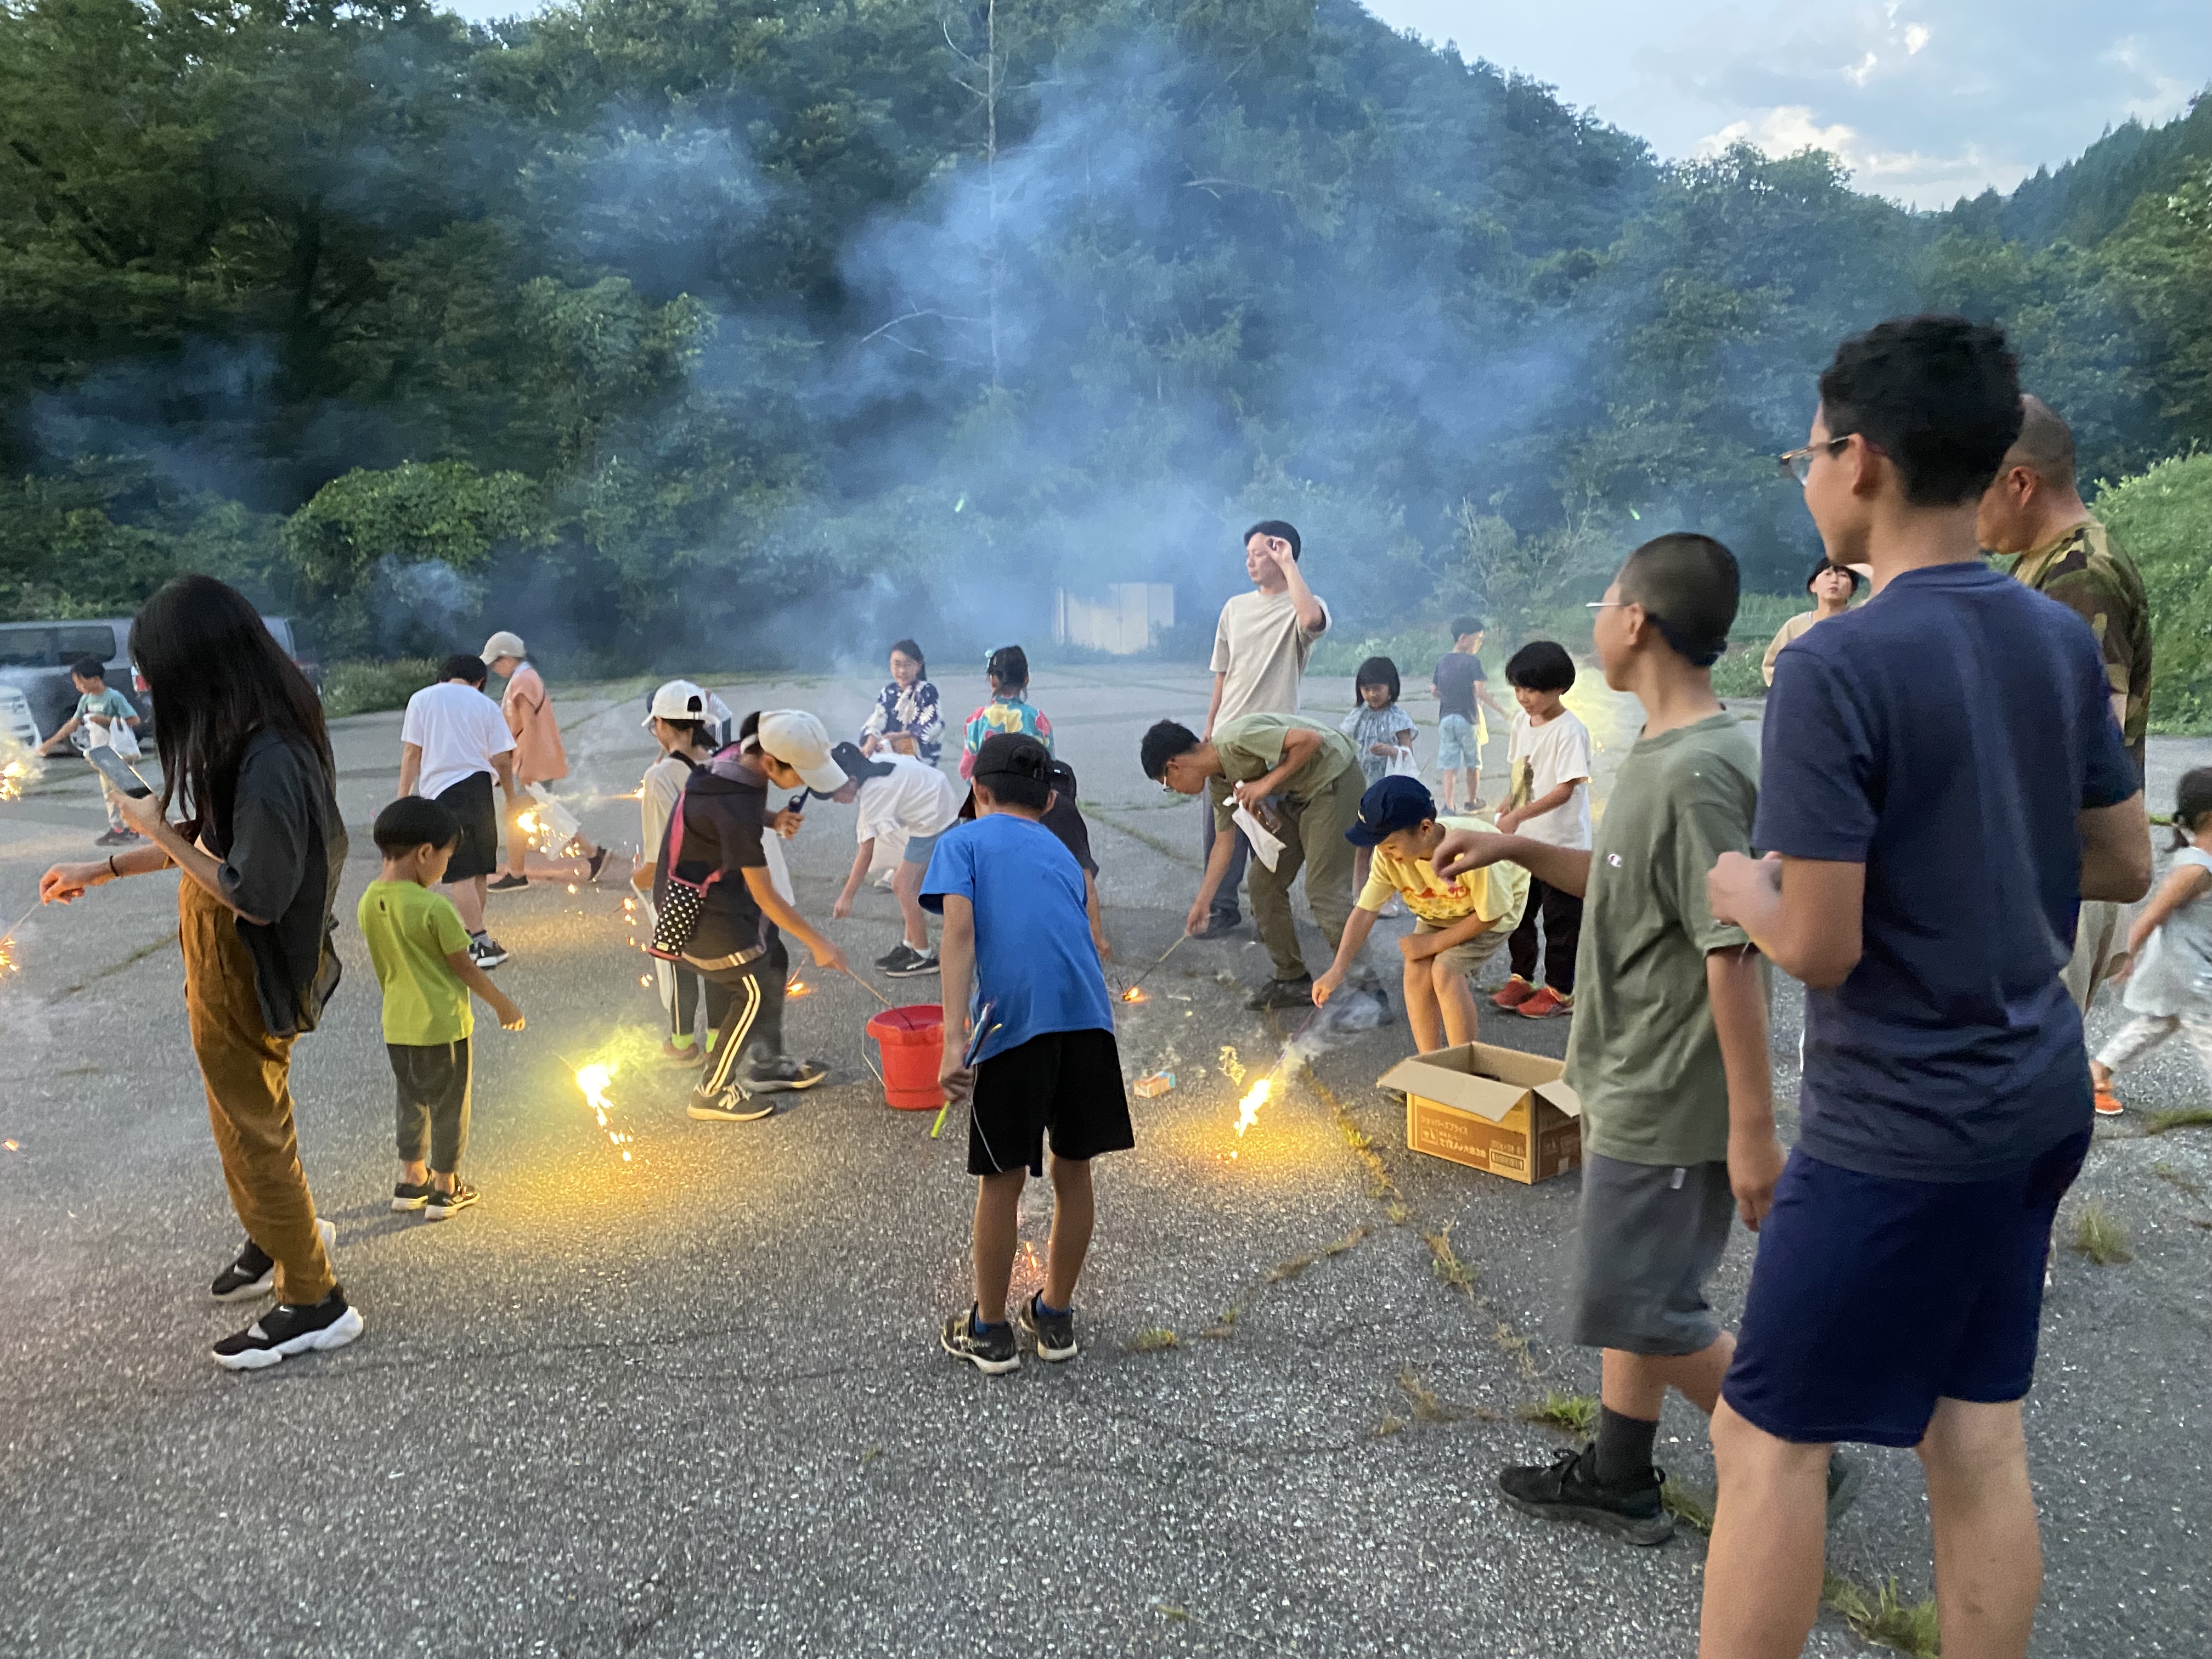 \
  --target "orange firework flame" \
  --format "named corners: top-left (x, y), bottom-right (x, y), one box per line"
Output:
top-left (1120, 986), bottom-right (1147, 1003)
top-left (0, 757), bottom-right (30, 803)
top-left (786, 977), bottom-right (812, 997)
